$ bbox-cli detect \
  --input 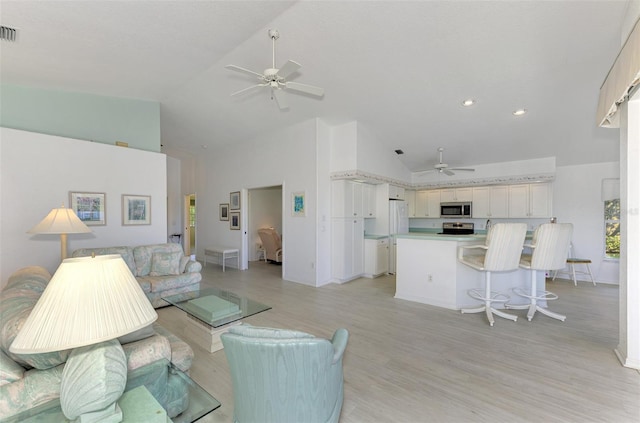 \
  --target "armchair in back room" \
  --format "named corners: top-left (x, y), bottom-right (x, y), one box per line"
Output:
top-left (257, 228), bottom-right (283, 263)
